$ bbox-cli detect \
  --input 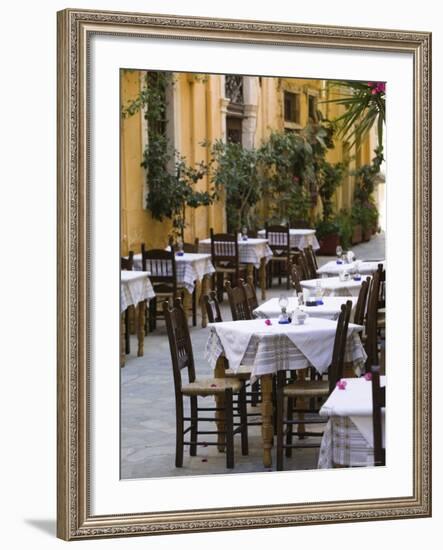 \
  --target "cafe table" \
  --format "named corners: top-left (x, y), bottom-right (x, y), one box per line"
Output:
top-left (318, 376), bottom-right (386, 468)
top-left (206, 317), bottom-right (366, 467)
top-left (301, 275), bottom-right (367, 297)
top-left (198, 237), bottom-right (273, 300)
top-left (132, 251), bottom-right (215, 327)
top-left (257, 228), bottom-right (320, 251)
top-left (253, 296), bottom-right (358, 321)
top-left (317, 259), bottom-right (385, 277)
top-left (120, 271), bottom-right (155, 367)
